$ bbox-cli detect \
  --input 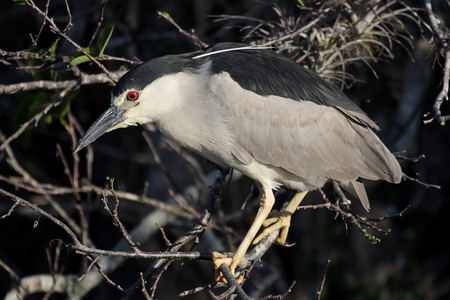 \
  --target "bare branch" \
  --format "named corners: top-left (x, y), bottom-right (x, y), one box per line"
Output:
top-left (423, 0), bottom-right (450, 125)
top-left (0, 189), bottom-right (82, 246)
top-left (0, 130), bottom-right (82, 234)
top-left (101, 179), bottom-right (143, 254)
top-left (123, 168), bottom-right (231, 298)
top-left (140, 272), bottom-right (152, 300)
top-left (0, 259), bottom-right (20, 282)
top-left (0, 71), bottom-right (125, 95)
top-left (1, 1), bottom-right (437, 298)
top-left (218, 264), bottom-right (251, 300)
top-left (157, 11), bottom-right (209, 48)
top-left (88, 1), bottom-right (107, 48)
top-left (316, 260), bottom-right (331, 300)
top-left (27, 0), bottom-right (116, 81)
